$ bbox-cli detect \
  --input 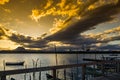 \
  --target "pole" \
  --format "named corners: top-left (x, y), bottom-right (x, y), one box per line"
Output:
top-left (54, 44), bottom-right (59, 78)
top-left (82, 65), bottom-right (86, 80)
top-left (53, 69), bottom-right (57, 80)
top-left (3, 60), bottom-right (5, 71)
top-left (54, 44), bottom-right (58, 66)
top-left (32, 59), bottom-right (35, 80)
top-left (71, 69), bottom-right (74, 80)
top-left (24, 65), bottom-right (27, 80)
top-left (63, 61), bottom-right (66, 80)
top-left (39, 60), bottom-right (41, 80)
top-left (1, 76), bottom-right (6, 80)
top-left (76, 53), bottom-right (79, 79)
